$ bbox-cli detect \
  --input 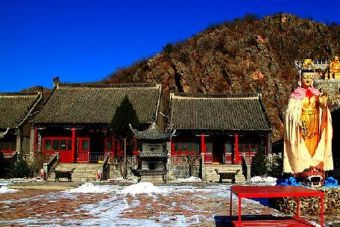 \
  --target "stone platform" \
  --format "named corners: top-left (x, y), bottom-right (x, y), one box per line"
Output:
top-left (271, 187), bottom-right (340, 215)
